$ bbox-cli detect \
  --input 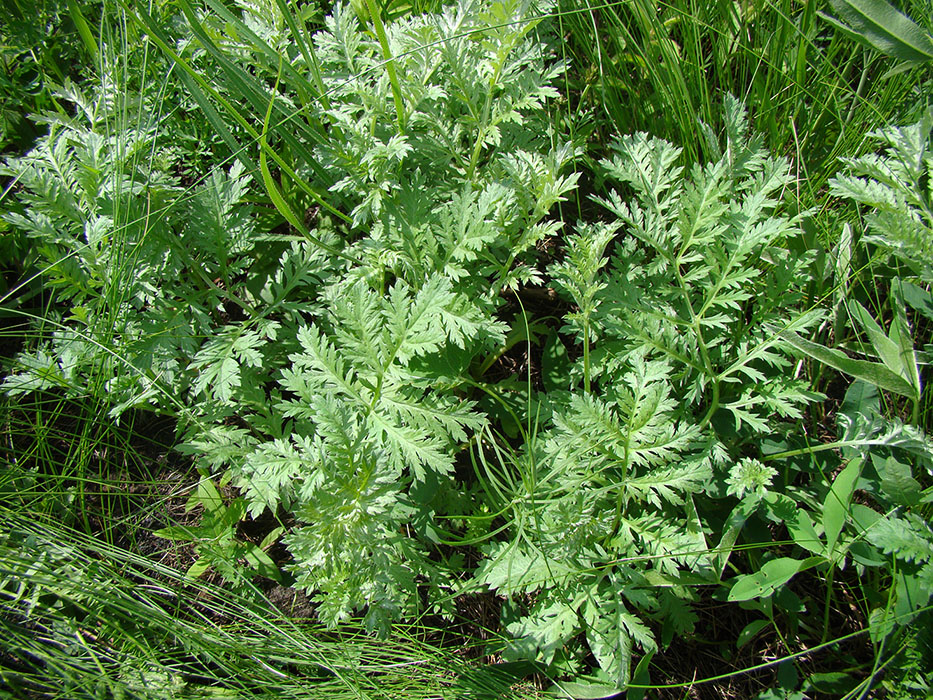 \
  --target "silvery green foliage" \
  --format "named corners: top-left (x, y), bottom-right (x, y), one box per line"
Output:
top-left (306, 0), bottom-right (578, 289)
top-left (5, 0), bottom-right (872, 684)
top-left (830, 109), bottom-right (933, 281)
top-left (2, 0), bottom-right (578, 636)
top-left (592, 96), bottom-right (824, 432)
top-left (477, 98), bottom-right (824, 687)
top-left (0, 79), bottom-right (262, 415)
top-left (179, 0), bottom-right (578, 635)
